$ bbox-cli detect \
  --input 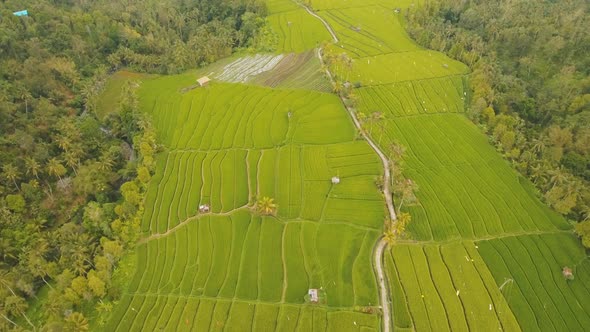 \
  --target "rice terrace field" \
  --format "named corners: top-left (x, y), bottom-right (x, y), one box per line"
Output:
top-left (105, 0), bottom-right (590, 331)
